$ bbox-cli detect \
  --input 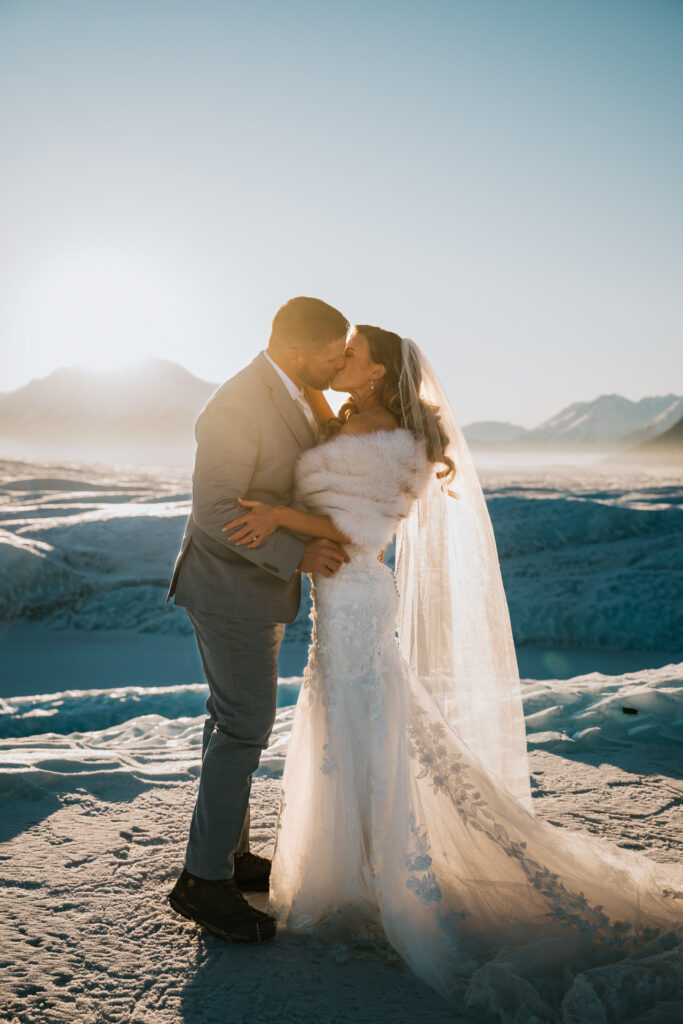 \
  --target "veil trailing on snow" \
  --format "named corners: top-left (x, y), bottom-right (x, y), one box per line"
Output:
top-left (395, 339), bottom-right (532, 810)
